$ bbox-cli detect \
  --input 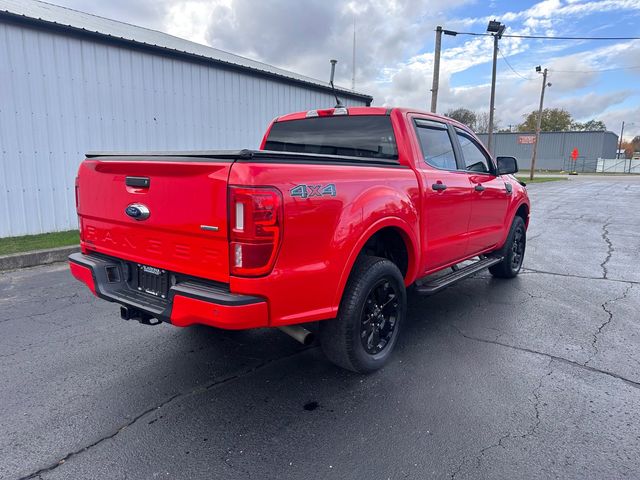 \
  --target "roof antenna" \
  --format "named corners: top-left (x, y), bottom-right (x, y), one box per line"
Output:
top-left (329, 59), bottom-right (344, 108)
